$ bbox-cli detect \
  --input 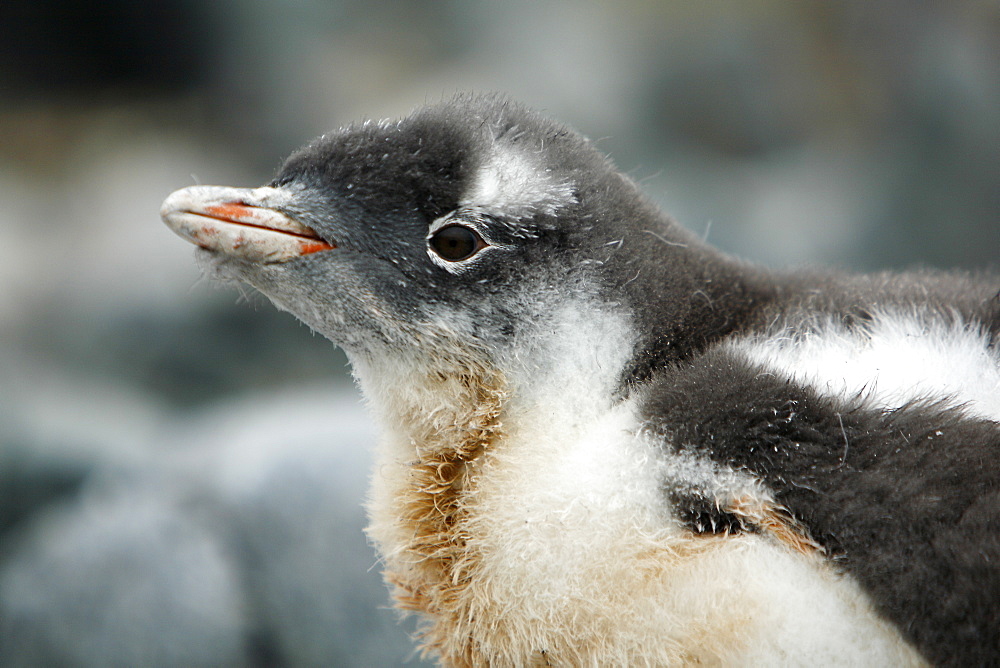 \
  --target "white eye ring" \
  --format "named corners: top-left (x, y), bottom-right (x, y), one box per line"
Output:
top-left (426, 211), bottom-right (508, 273)
top-left (428, 224), bottom-right (488, 262)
